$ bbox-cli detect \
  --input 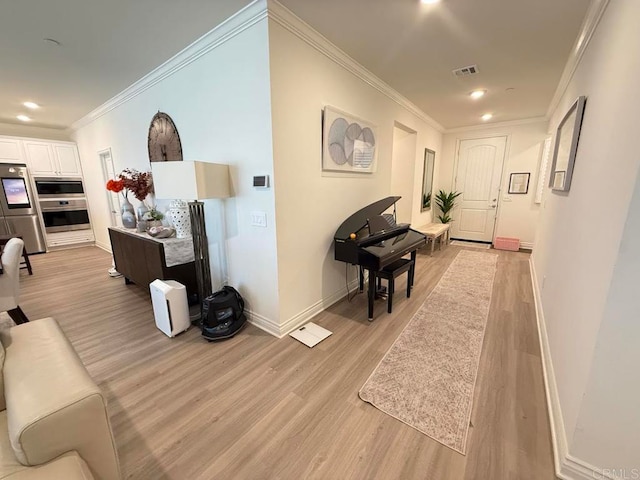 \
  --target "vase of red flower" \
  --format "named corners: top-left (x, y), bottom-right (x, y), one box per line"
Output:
top-left (106, 178), bottom-right (136, 228)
